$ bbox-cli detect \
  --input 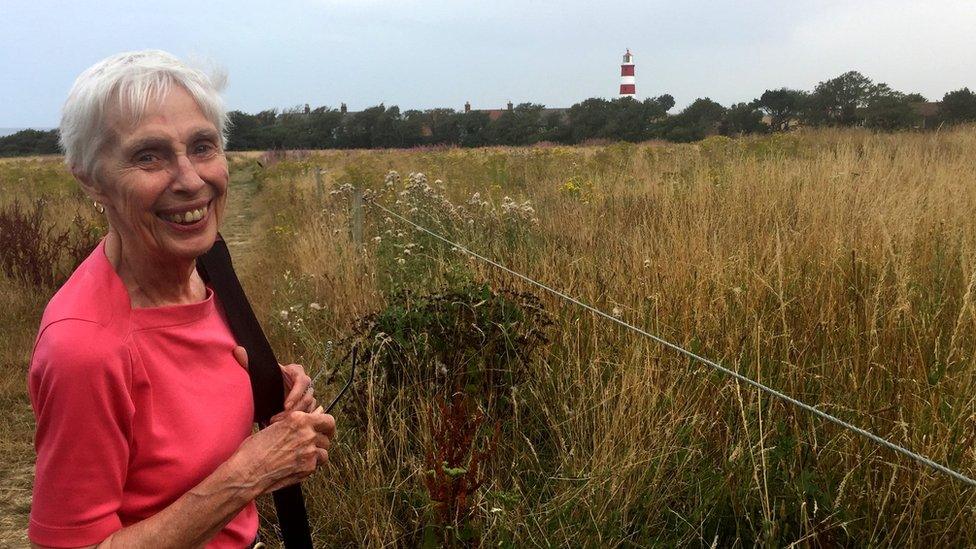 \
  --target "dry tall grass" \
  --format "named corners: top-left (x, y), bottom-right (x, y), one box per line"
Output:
top-left (2, 127), bottom-right (975, 547)
top-left (255, 128), bottom-right (976, 546)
